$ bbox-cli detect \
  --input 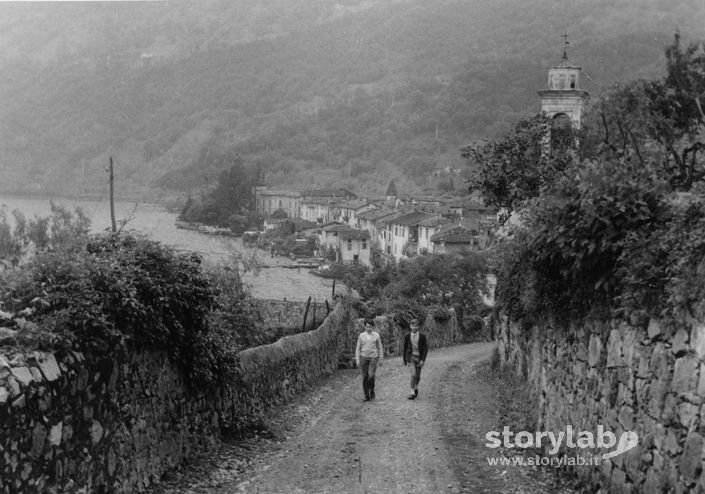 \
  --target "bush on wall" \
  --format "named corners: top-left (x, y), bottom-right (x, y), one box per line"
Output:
top-left (0, 233), bottom-right (246, 388)
top-left (494, 159), bottom-right (705, 324)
